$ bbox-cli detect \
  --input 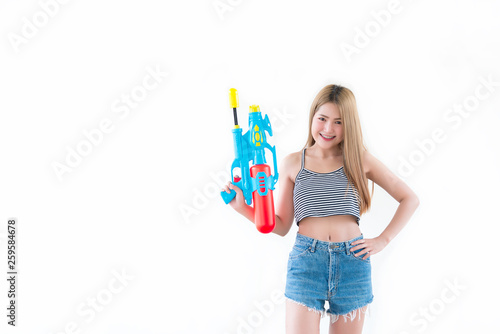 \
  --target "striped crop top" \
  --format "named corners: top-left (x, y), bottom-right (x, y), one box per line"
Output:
top-left (293, 148), bottom-right (361, 225)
